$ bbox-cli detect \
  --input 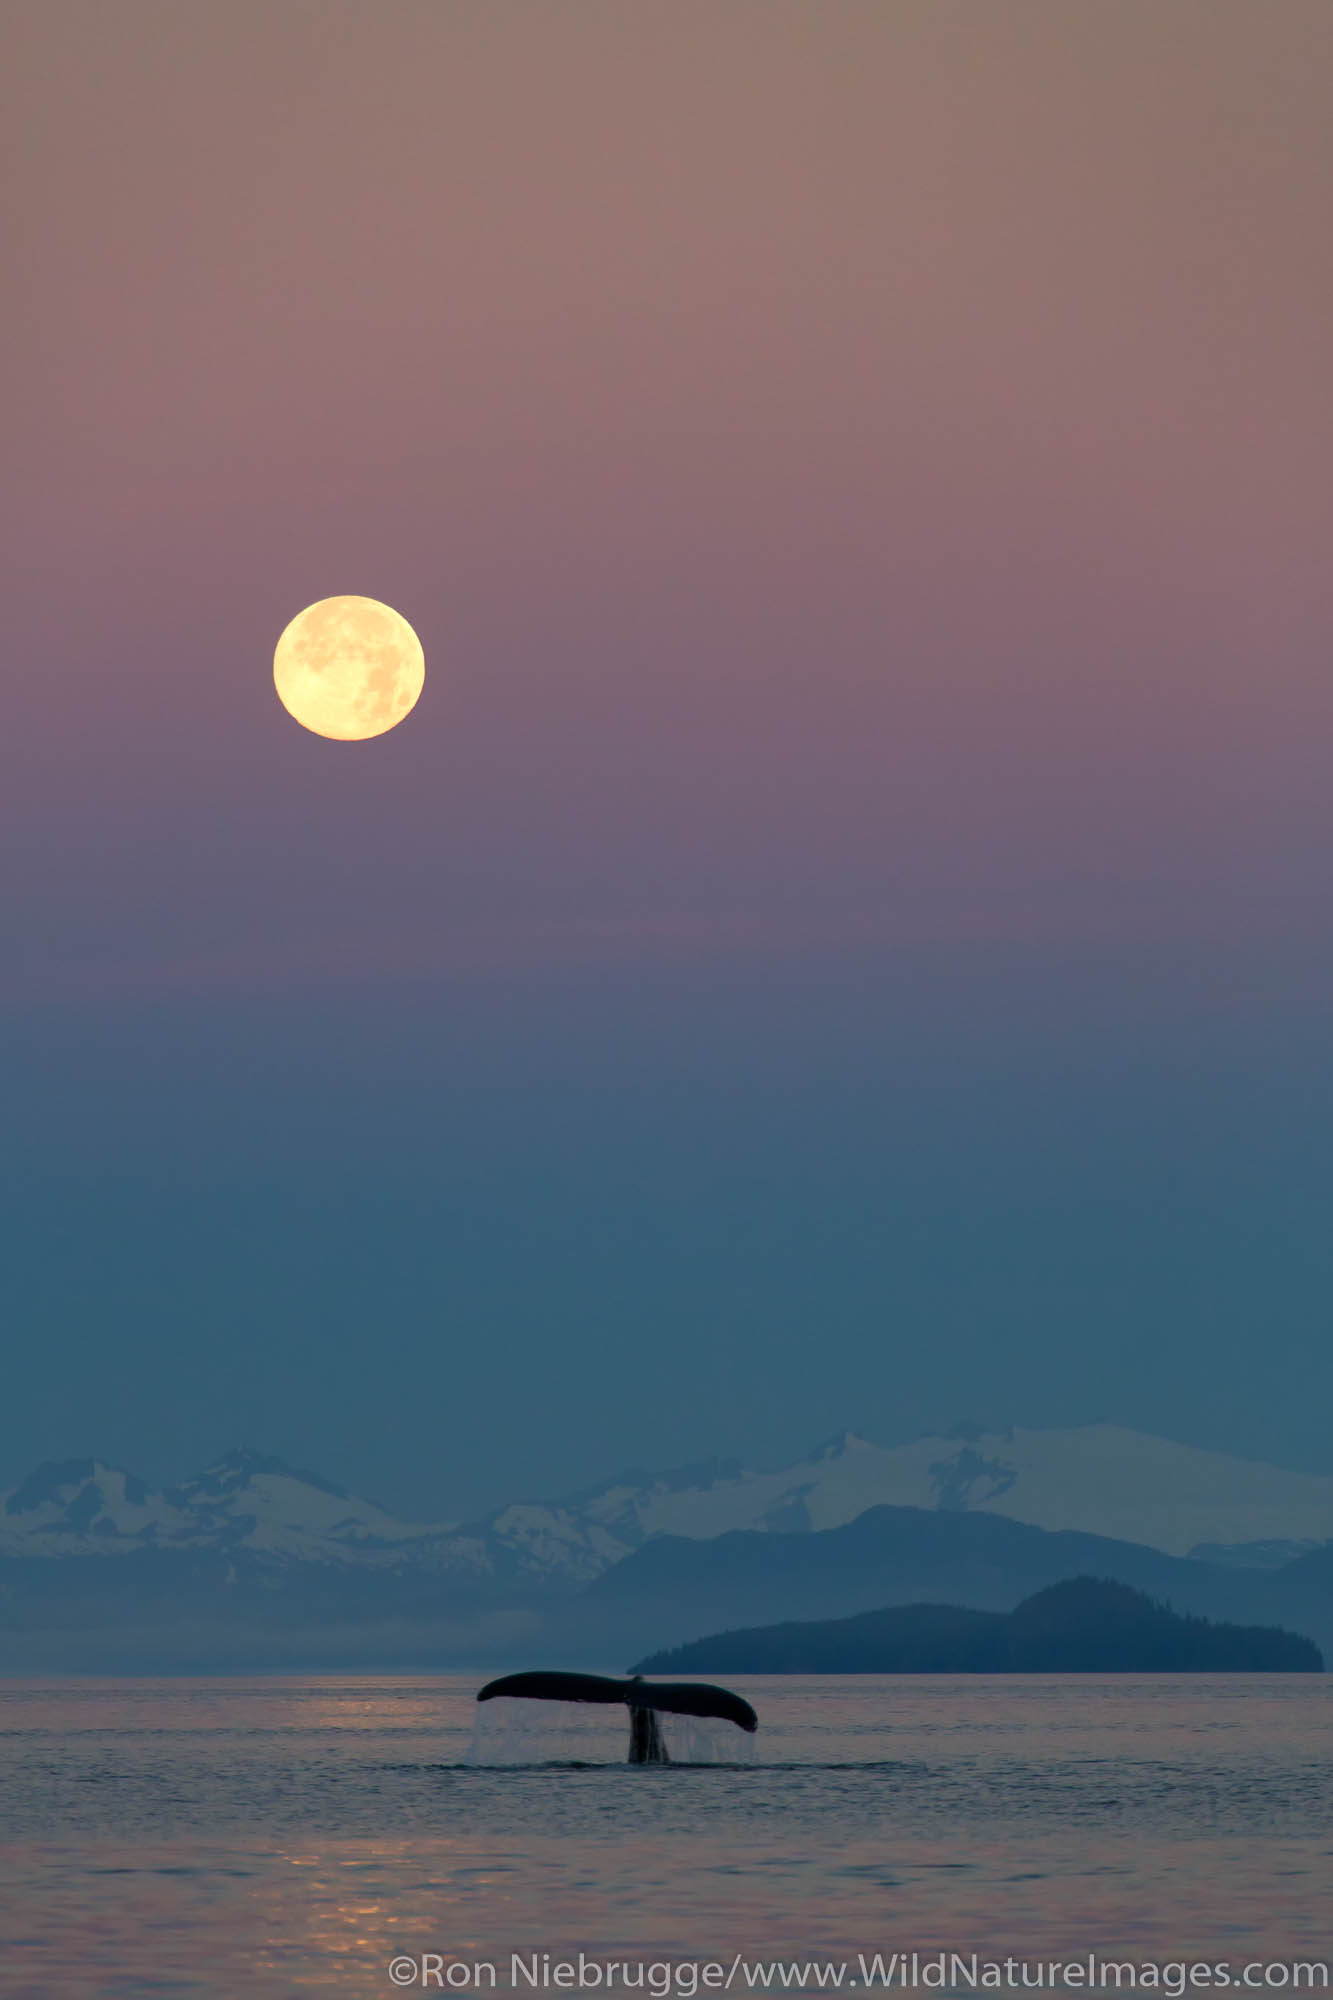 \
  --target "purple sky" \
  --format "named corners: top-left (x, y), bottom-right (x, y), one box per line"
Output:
top-left (4, 2), bottom-right (1332, 1515)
